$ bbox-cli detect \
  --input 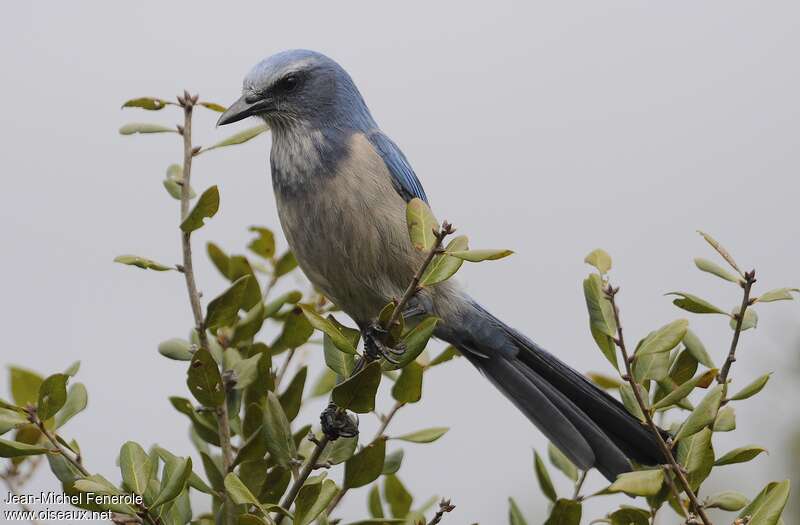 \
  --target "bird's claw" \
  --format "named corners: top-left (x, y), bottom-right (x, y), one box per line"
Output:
top-left (320, 403), bottom-right (358, 441)
top-left (363, 323), bottom-right (406, 363)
